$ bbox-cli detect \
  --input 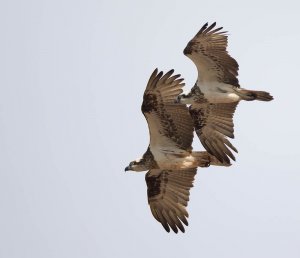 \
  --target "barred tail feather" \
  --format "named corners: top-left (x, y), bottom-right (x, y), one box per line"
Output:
top-left (236, 89), bottom-right (274, 101)
top-left (192, 151), bottom-right (231, 167)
